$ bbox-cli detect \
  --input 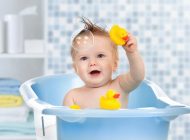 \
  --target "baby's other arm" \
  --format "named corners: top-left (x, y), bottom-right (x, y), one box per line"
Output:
top-left (63, 90), bottom-right (75, 106)
top-left (118, 33), bottom-right (145, 93)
